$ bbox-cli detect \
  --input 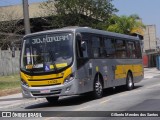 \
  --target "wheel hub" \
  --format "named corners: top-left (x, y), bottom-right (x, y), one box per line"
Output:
top-left (95, 82), bottom-right (102, 95)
